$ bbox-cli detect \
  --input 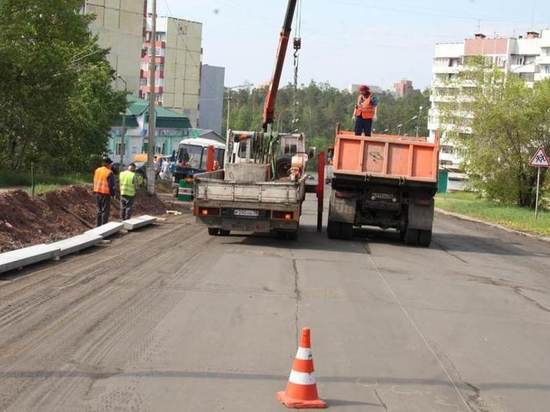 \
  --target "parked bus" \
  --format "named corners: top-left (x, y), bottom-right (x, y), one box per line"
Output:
top-left (174, 138), bottom-right (226, 183)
